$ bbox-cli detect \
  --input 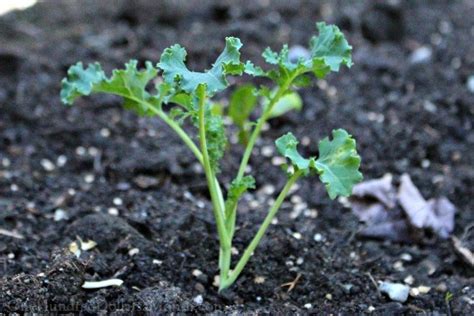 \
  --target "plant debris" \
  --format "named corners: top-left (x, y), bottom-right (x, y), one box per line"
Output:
top-left (350, 173), bottom-right (456, 242)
